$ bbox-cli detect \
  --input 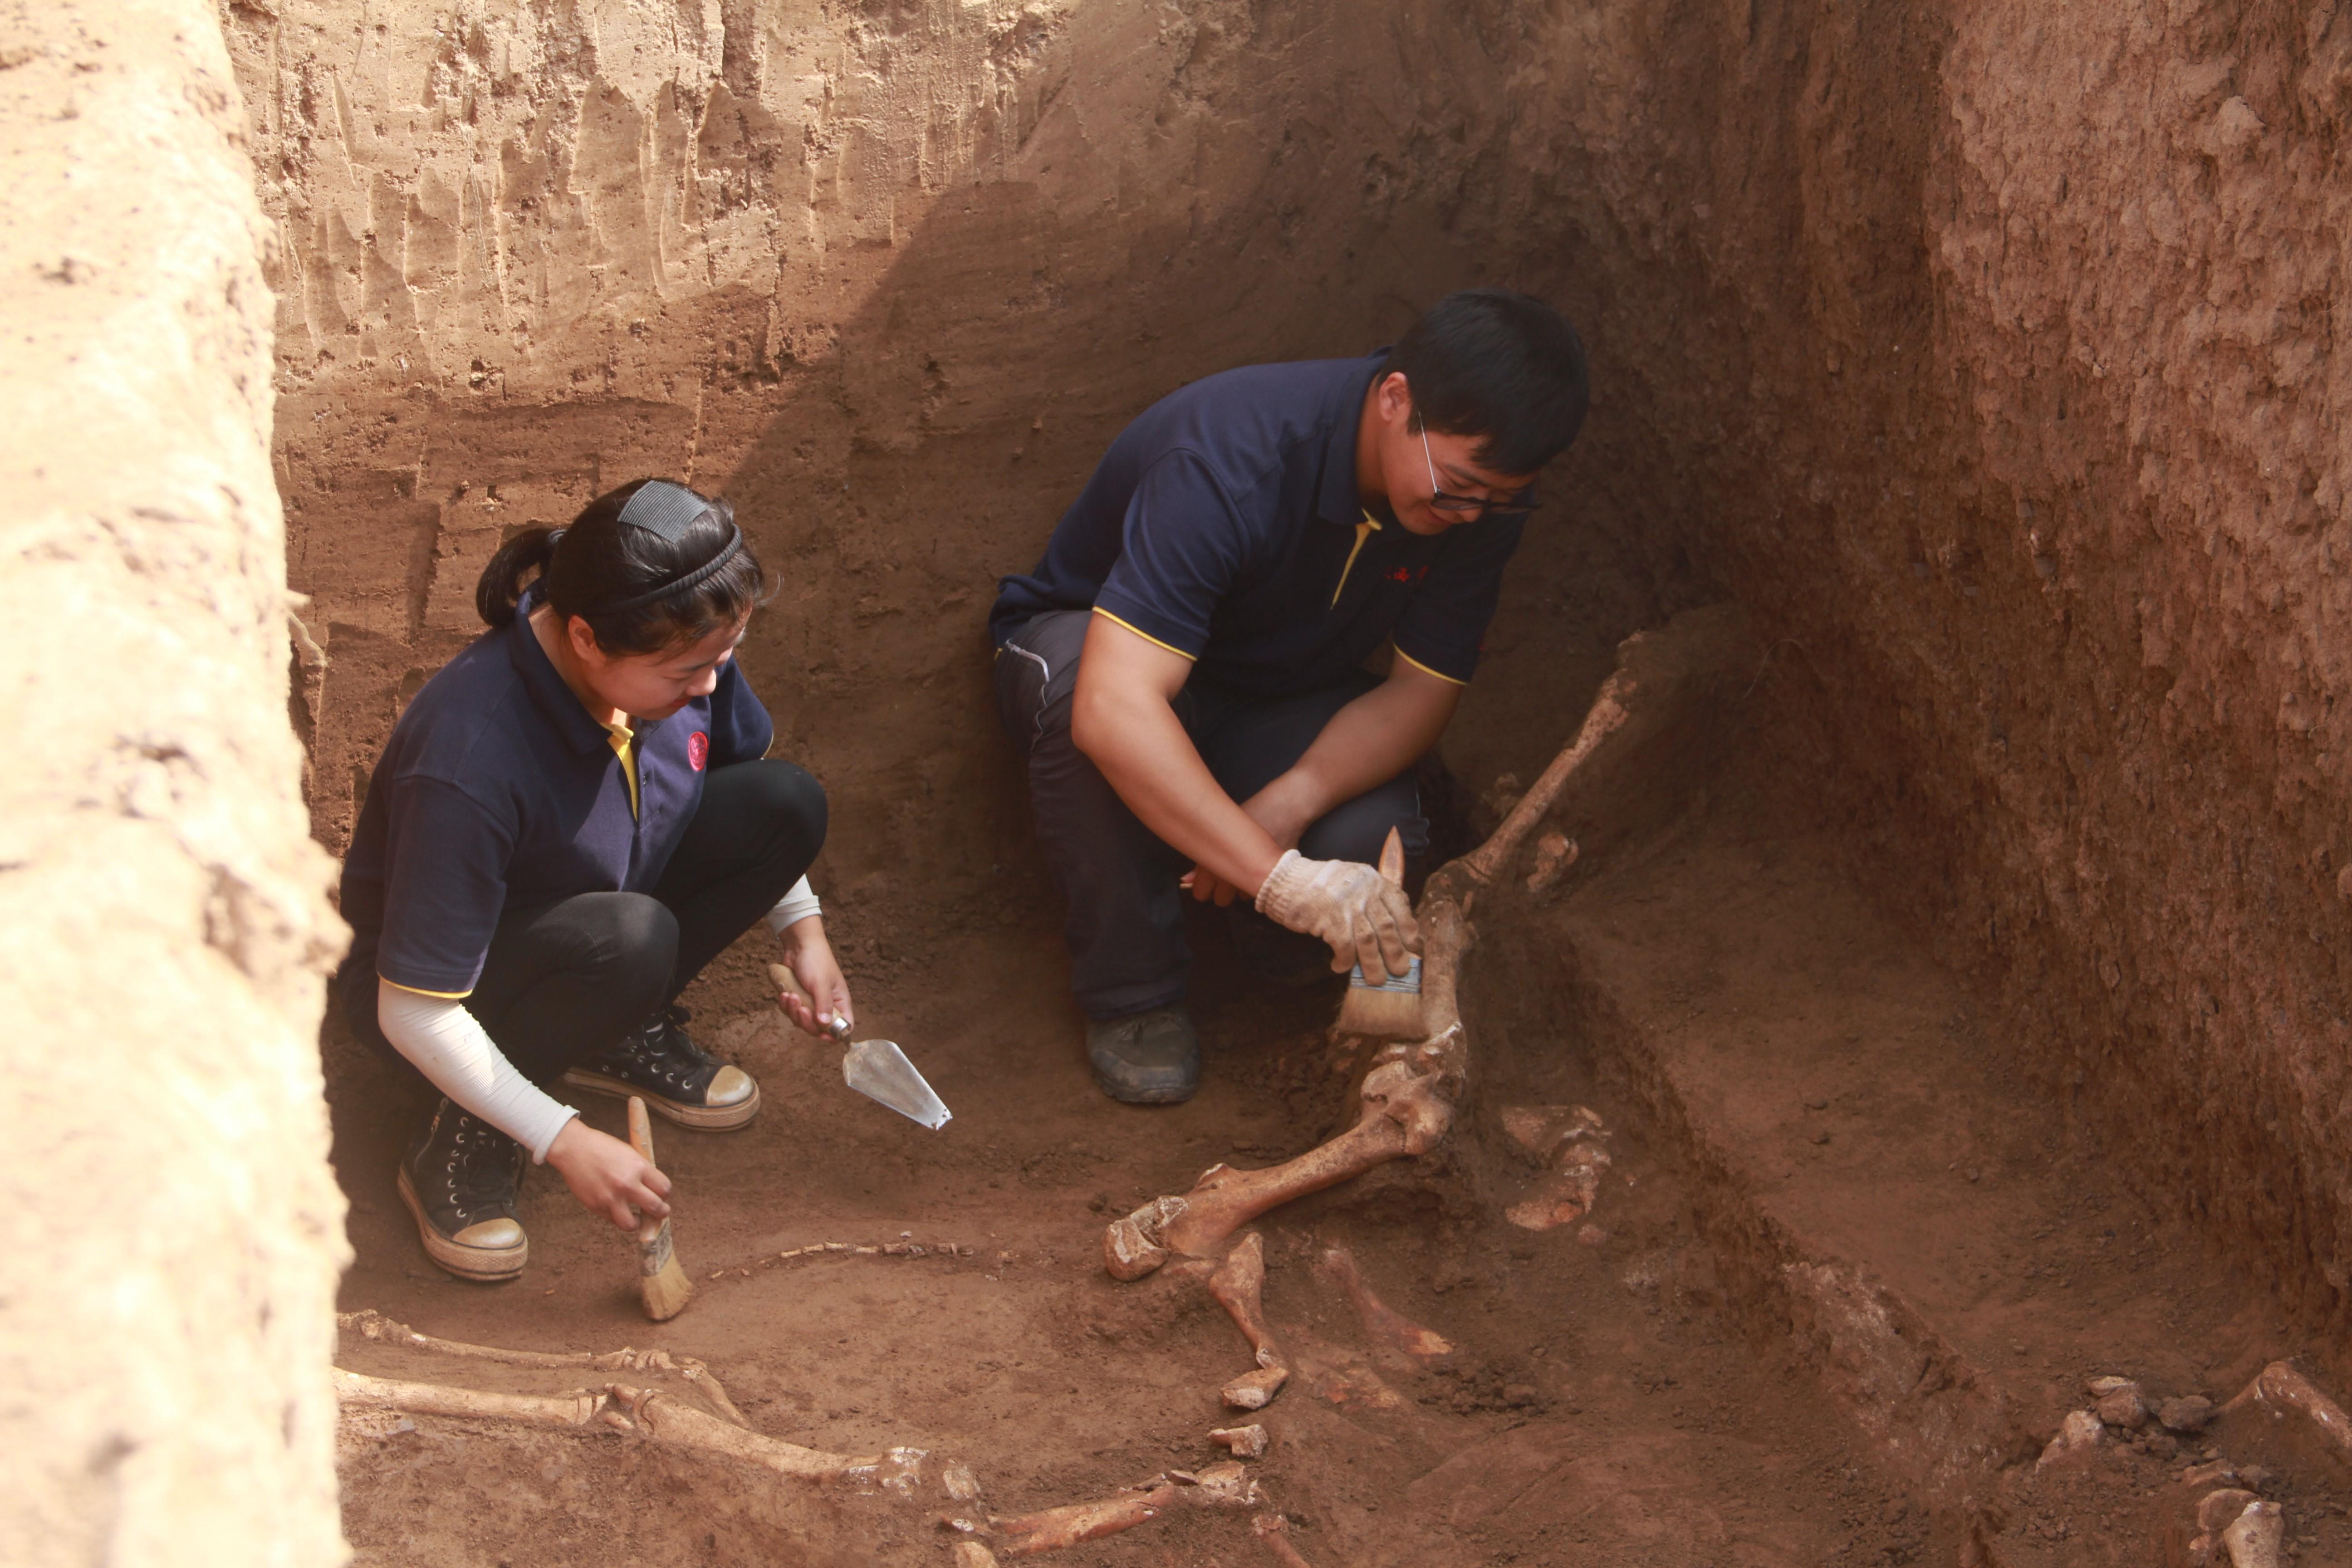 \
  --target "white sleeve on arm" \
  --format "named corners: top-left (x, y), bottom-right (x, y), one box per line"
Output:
top-left (763, 874), bottom-right (823, 936)
top-left (377, 980), bottom-right (578, 1163)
